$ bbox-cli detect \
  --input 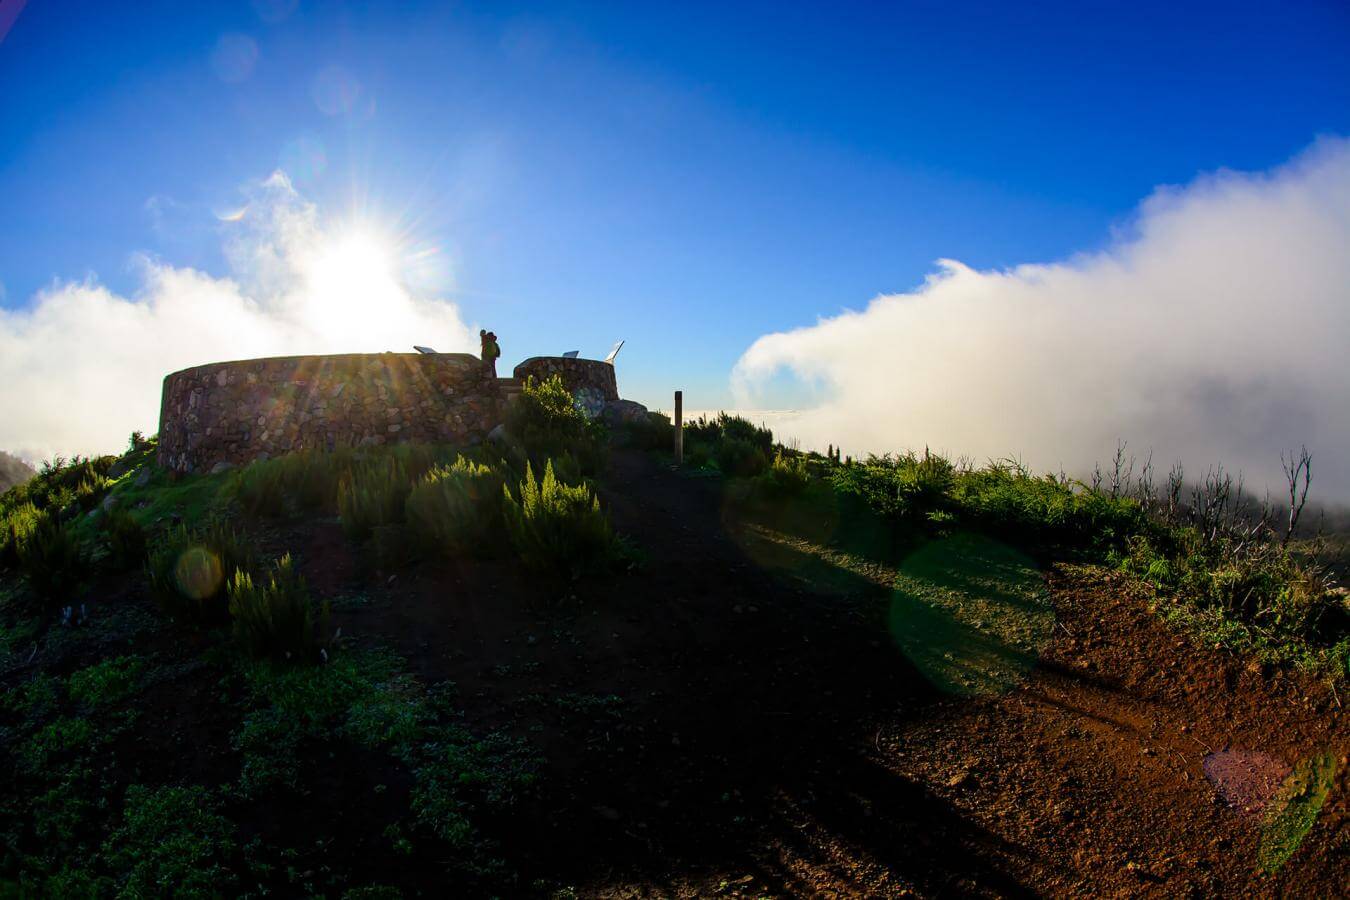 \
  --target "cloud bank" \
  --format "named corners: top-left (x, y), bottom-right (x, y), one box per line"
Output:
top-left (0, 173), bottom-right (475, 464)
top-left (734, 138), bottom-right (1350, 500)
